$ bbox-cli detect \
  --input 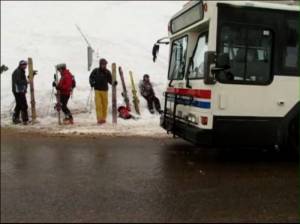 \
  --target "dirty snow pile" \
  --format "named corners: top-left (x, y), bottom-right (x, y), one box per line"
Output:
top-left (0, 1), bottom-right (184, 136)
